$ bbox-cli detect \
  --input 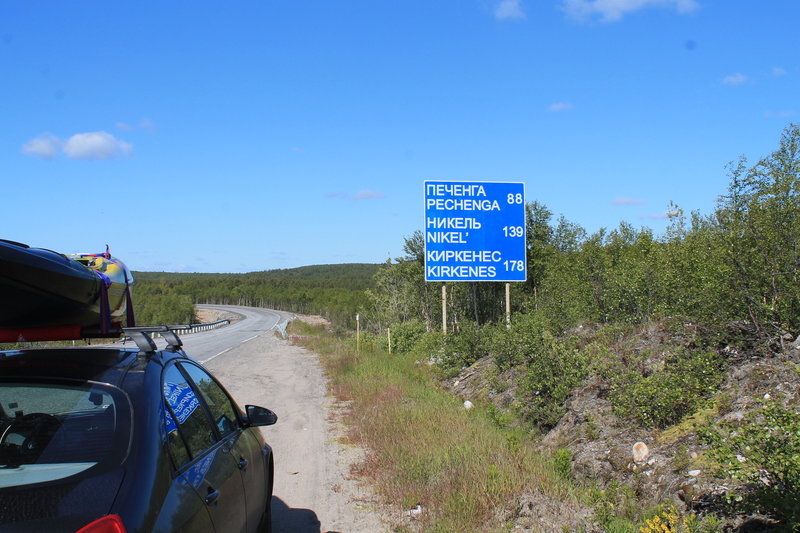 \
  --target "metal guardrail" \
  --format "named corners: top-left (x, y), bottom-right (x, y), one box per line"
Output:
top-left (274, 319), bottom-right (290, 339)
top-left (168, 320), bottom-right (230, 336)
top-left (123, 319), bottom-right (230, 342)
